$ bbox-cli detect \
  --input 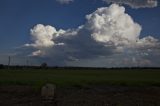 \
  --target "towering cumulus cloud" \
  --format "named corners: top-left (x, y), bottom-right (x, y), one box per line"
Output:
top-left (25, 24), bottom-right (65, 56)
top-left (86, 4), bottom-right (142, 46)
top-left (24, 4), bottom-right (159, 67)
top-left (103, 0), bottom-right (158, 8)
top-left (28, 24), bottom-right (65, 48)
